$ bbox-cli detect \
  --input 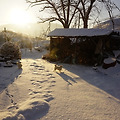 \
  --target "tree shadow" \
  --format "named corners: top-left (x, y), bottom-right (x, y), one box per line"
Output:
top-left (0, 65), bottom-right (22, 93)
top-left (61, 63), bottom-right (120, 100)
